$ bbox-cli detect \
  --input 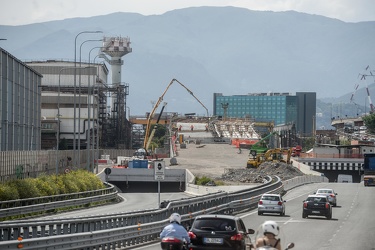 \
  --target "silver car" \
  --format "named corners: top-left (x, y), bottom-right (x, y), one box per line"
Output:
top-left (258, 193), bottom-right (286, 216)
top-left (314, 188), bottom-right (338, 207)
